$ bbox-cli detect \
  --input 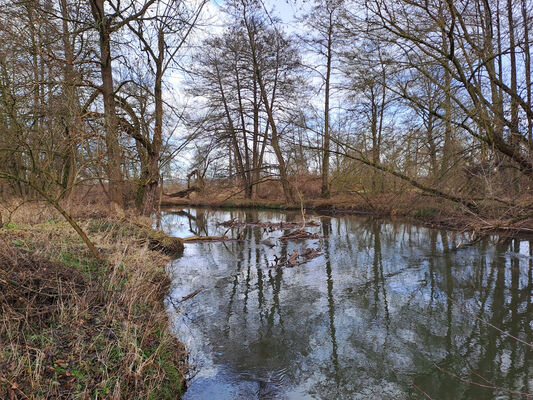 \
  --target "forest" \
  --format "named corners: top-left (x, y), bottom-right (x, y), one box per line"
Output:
top-left (1, 0), bottom-right (533, 228)
top-left (1, 0), bottom-right (532, 399)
